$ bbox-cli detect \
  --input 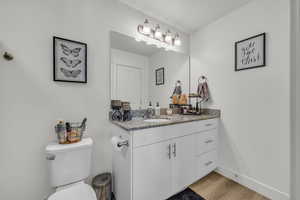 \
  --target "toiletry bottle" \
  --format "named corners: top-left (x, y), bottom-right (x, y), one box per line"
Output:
top-left (66, 122), bottom-right (71, 143)
top-left (147, 101), bottom-right (154, 117)
top-left (148, 101), bottom-right (153, 112)
top-left (55, 120), bottom-right (67, 144)
top-left (155, 102), bottom-right (160, 116)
